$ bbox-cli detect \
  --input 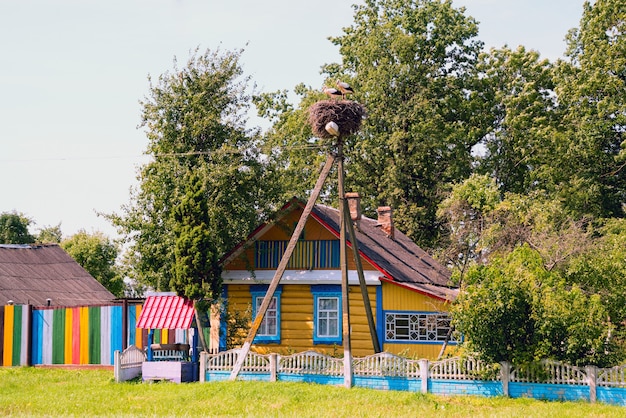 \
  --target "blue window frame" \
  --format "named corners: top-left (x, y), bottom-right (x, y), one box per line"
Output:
top-left (311, 285), bottom-right (342, 345)
top-left (250, 285), bottom-right (282, 344)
